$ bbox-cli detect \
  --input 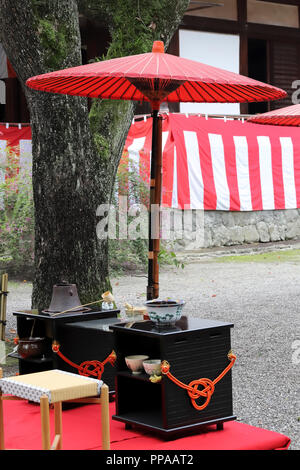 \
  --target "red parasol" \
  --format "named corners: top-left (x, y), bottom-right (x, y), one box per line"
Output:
top-left (247, 104), bottom-right (300, 126)
top-left (27, 40), bottom-right (285, 106)
top-left (26, 40), bottom-right (287, 300)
